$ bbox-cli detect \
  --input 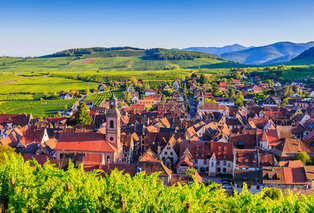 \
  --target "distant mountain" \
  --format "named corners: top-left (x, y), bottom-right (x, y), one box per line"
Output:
top-left (176, 44), bottom-right (250, 55)
top-left (220, 41), bottom-right (314, 65)
top-left (289, 46), bottom-right (314, 65)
